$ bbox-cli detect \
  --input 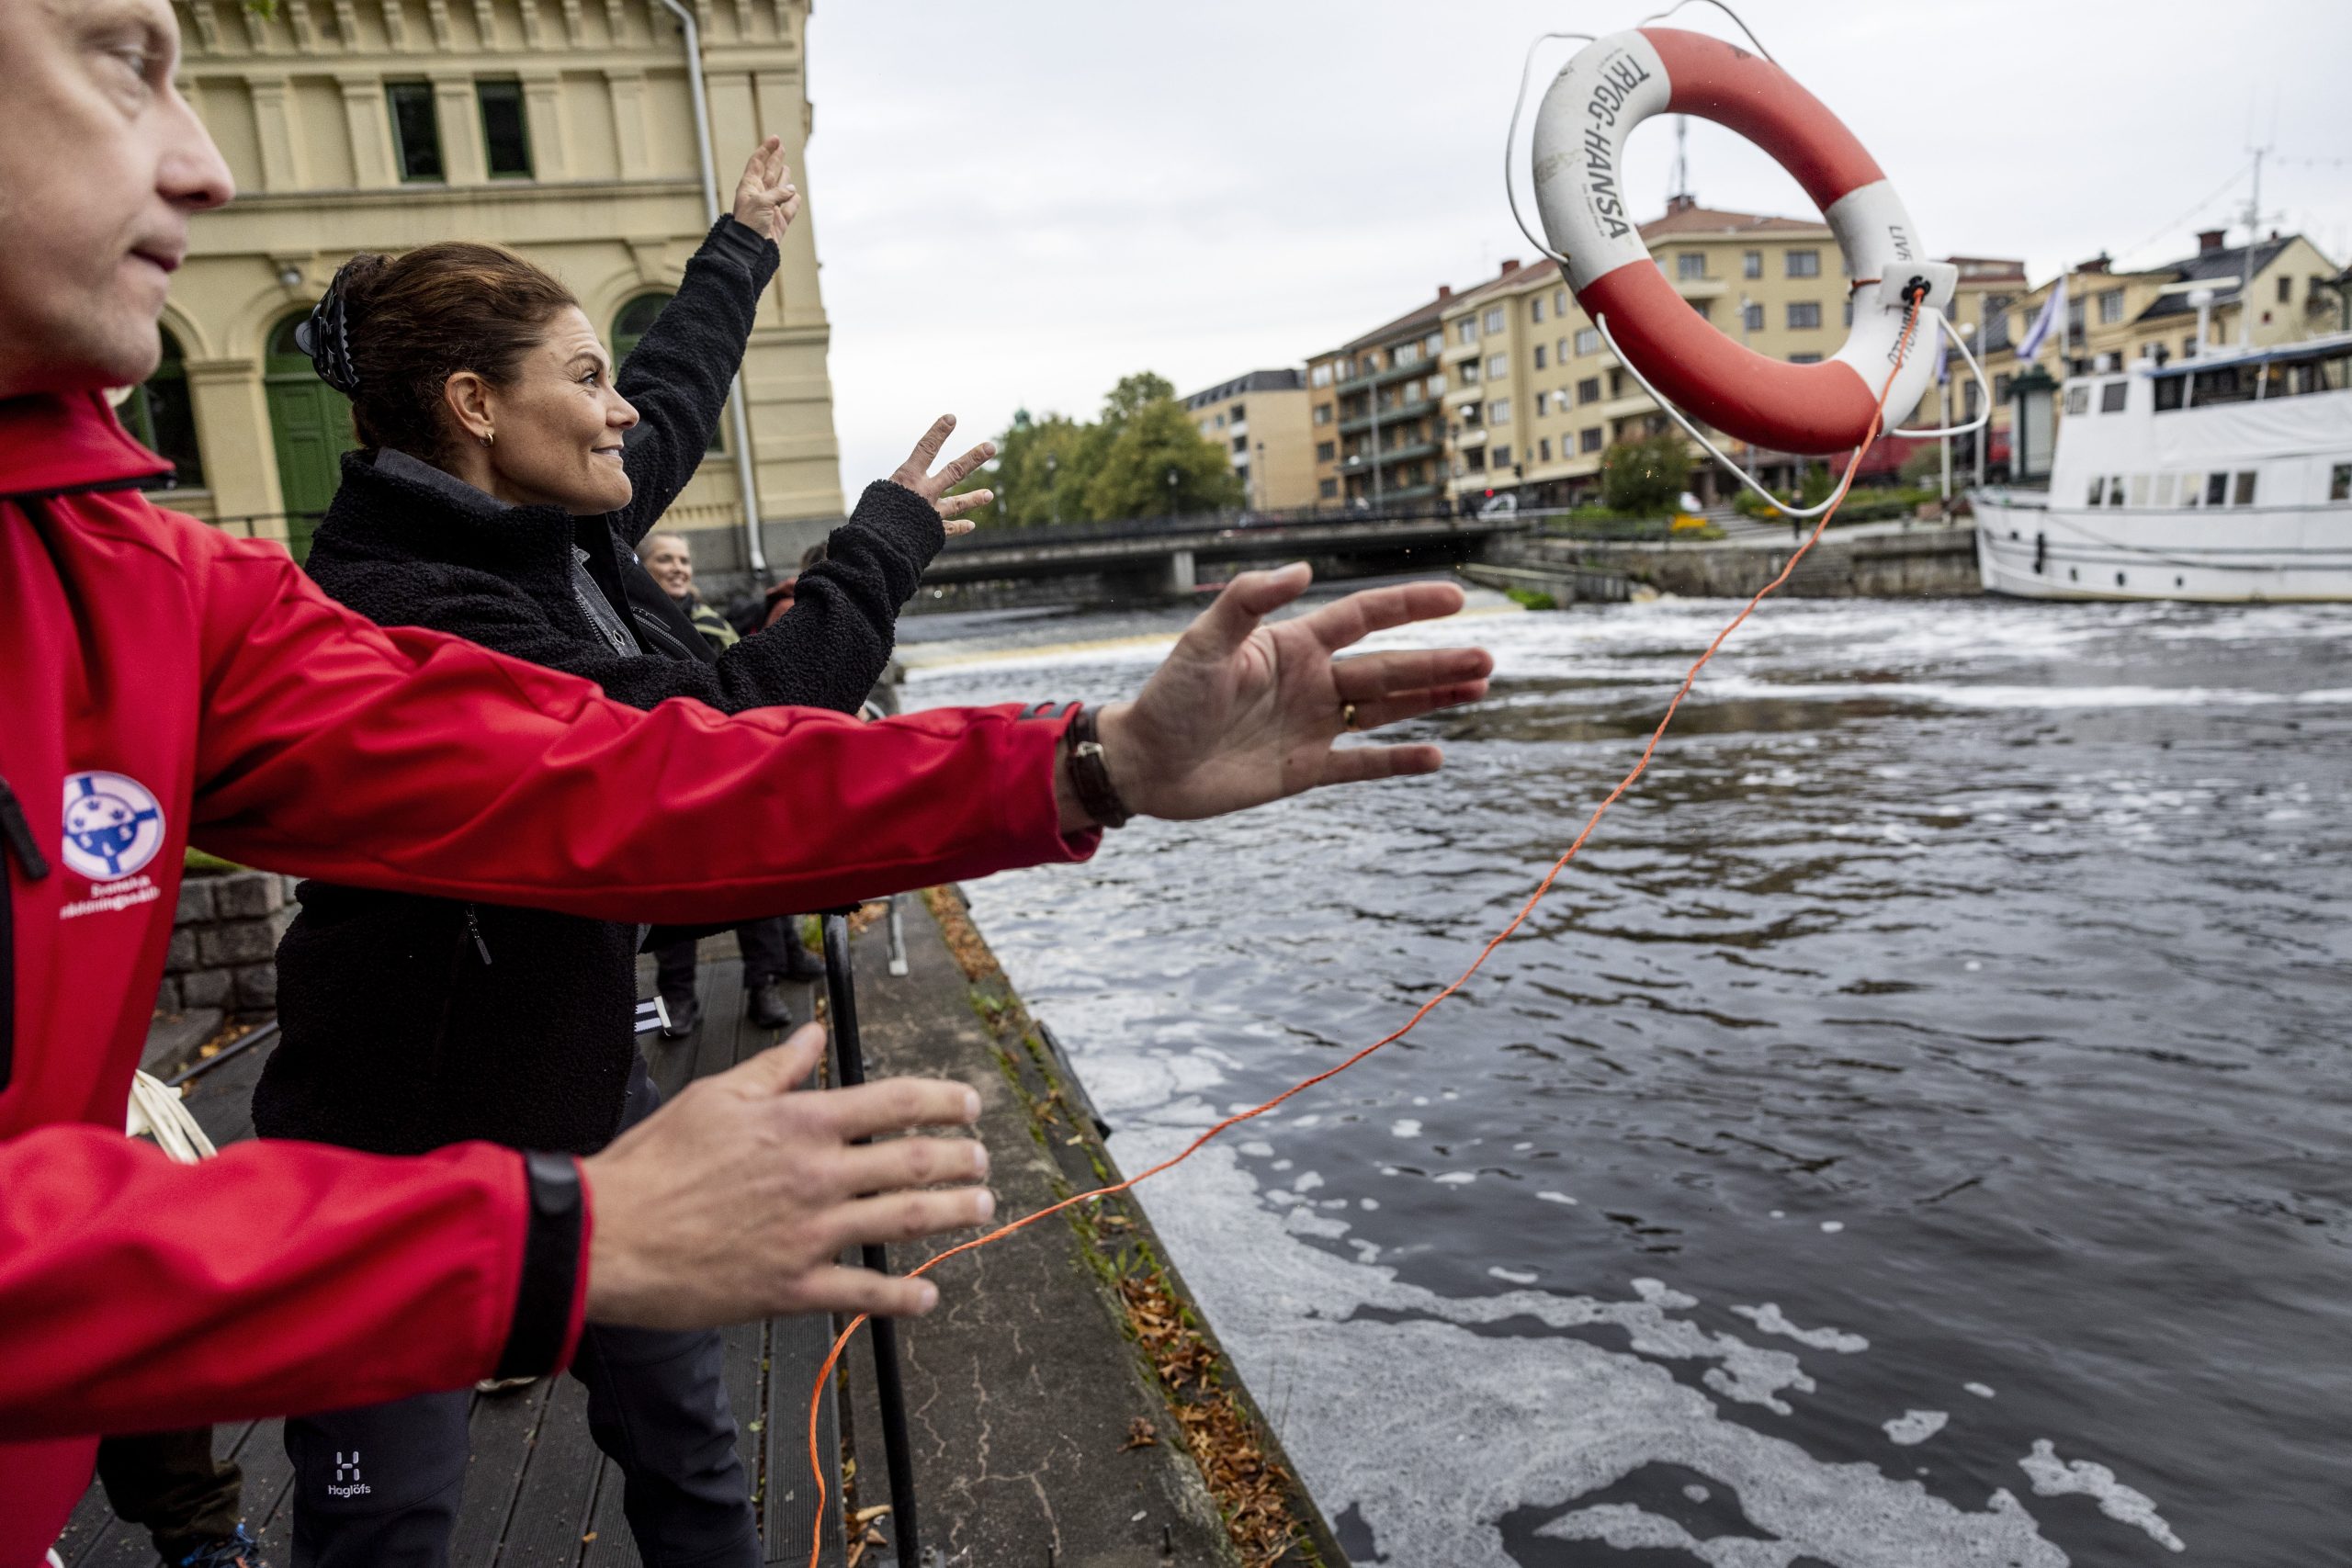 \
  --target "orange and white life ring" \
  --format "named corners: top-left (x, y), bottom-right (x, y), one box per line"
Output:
top-left (1532, 28), bottom-right (1955, 455)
